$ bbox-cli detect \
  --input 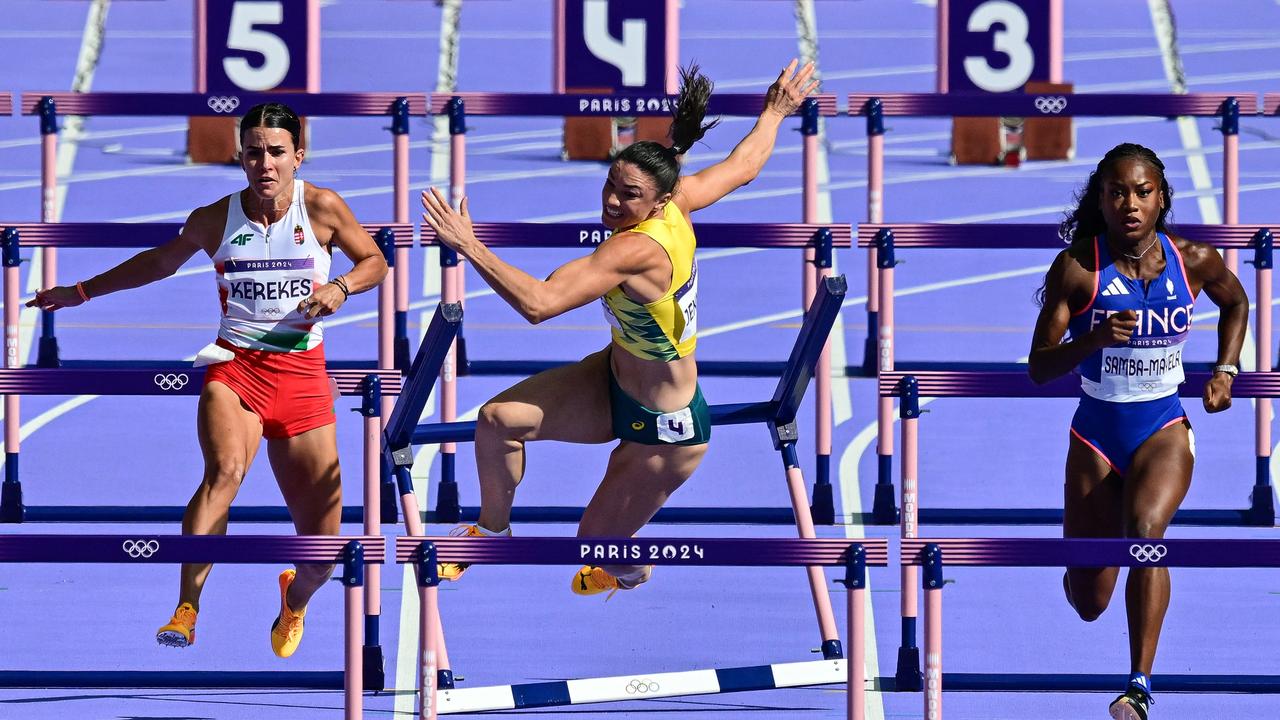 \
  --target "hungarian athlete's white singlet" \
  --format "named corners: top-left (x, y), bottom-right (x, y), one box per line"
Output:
top-left (213, 181), bottom-right (331, 352)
